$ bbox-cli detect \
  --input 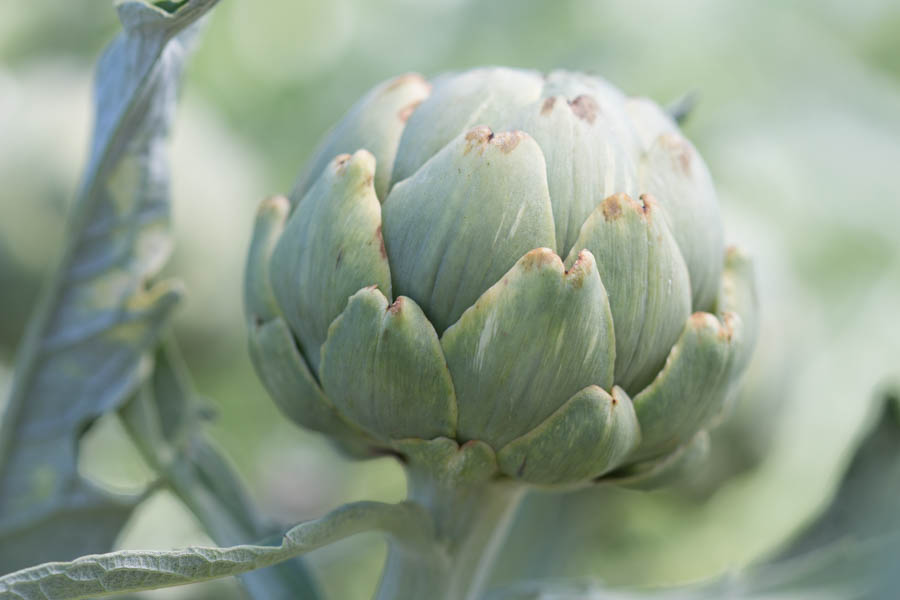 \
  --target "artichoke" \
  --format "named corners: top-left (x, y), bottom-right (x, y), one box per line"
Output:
top-left (245, 67), bottom-right (758, 487)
